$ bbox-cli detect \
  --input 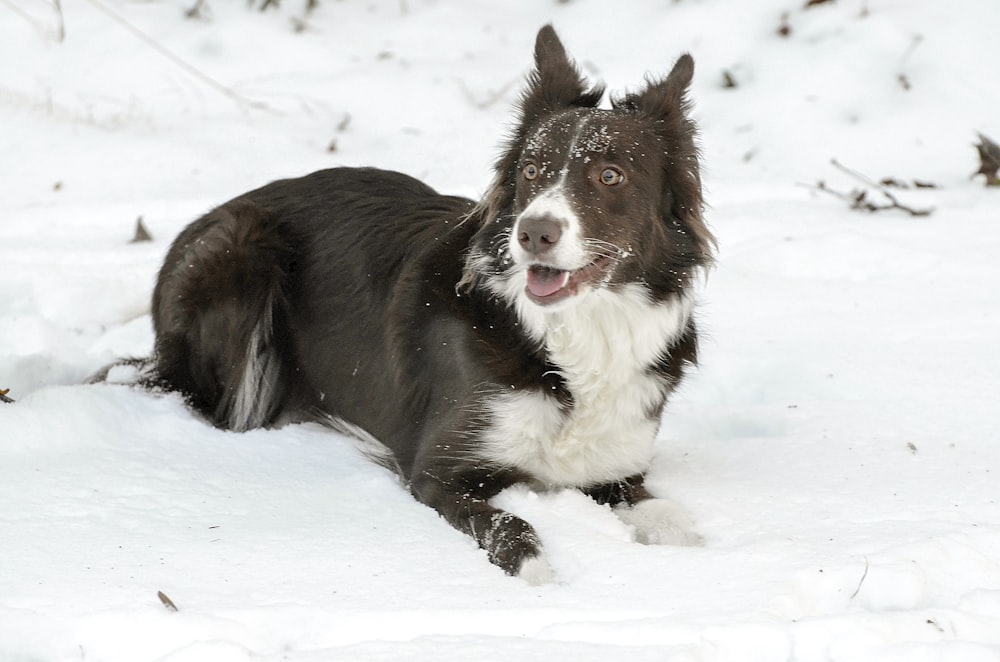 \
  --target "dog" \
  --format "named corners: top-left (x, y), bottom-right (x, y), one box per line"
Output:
top-left (148, 25), bottom-right (715, 582)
